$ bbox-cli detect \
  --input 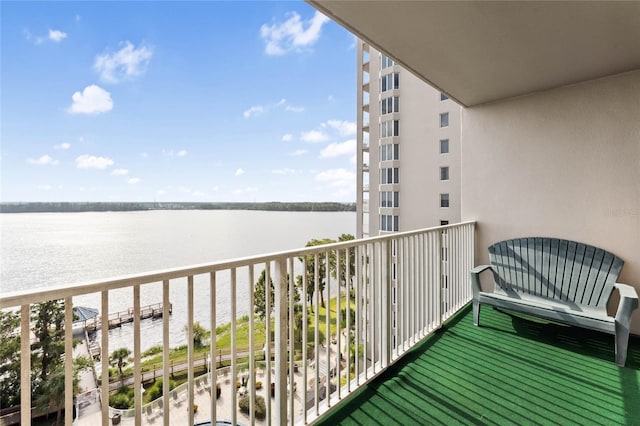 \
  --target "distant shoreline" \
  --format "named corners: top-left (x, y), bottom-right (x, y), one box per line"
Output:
top-left (0, 201), bottom-right (356, 214)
